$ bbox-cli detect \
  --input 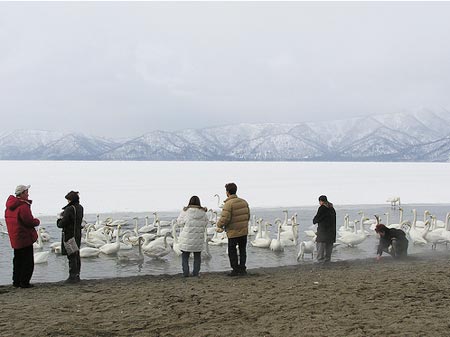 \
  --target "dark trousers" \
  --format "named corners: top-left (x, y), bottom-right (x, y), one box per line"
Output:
top-left (181, 251), bottom-right (201, 277)
top-left (13, 245), bottom-right (34, 286)
top-left (67, 251), bottom-right (81, 279)
top-left (392, 238), bottom-right (408, 258)
top-left (316, 242), bottom-right (333, 262)
top-left (381, 238), bottom-right (408, 258)
top-left (228, 235), bottom-right (247, 273)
